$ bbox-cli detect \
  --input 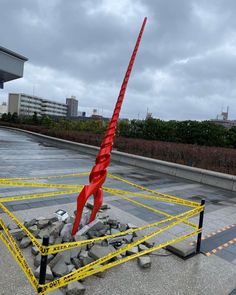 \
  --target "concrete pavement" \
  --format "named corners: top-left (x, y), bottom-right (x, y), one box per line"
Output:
top-left (0, 127), bottom-right (236, 295)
